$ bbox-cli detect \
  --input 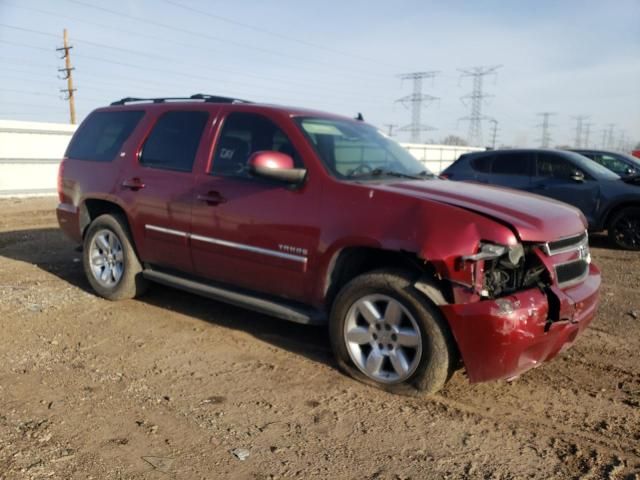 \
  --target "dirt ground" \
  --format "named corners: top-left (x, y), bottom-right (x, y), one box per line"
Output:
top-left (0, 197), bottom-right (639, 480)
